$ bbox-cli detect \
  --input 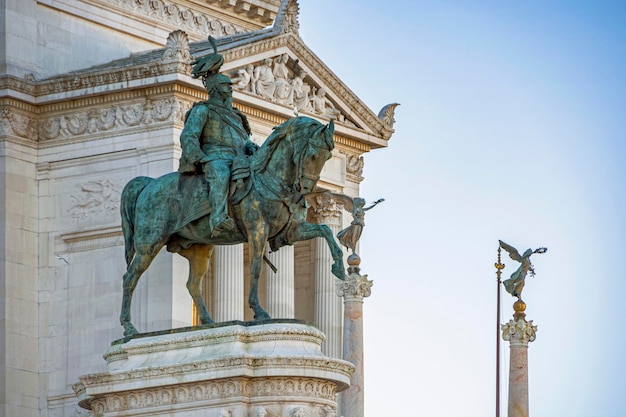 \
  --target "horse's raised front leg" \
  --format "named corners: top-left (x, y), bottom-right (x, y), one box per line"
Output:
top-left (247, 224), bottom-right (271, 321)
top-left (178, 244), bottom-right (215, 325)
top-left (120, 250), bottom-right (159, 337)
top-left (292, 222), bottom-right (346, 280)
